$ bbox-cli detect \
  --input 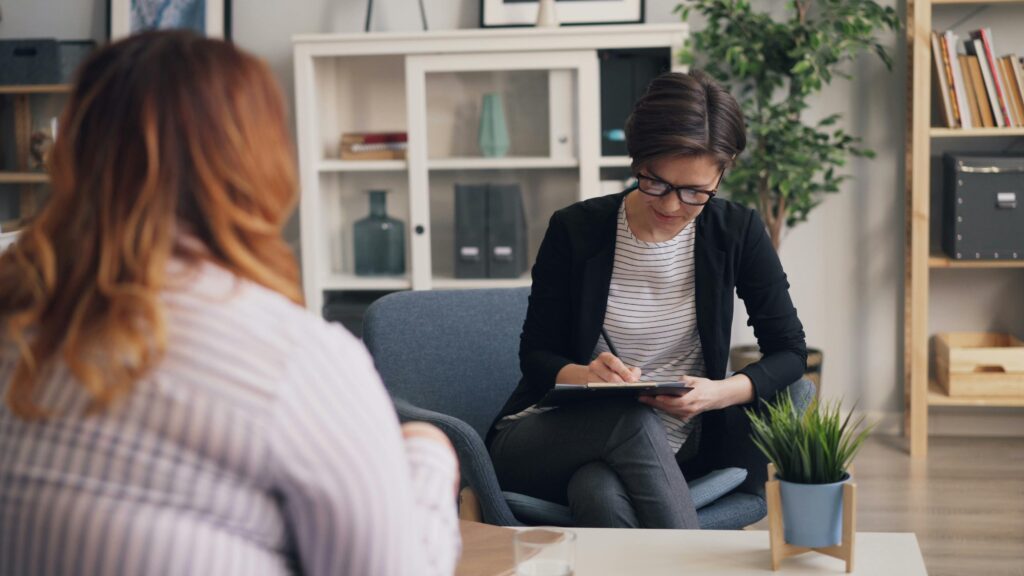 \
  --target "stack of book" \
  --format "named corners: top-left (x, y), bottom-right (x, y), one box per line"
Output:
top-left (340, 132), bottom-right (408, 160)
top-left (931, 28), bottom-right (1024, 129)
